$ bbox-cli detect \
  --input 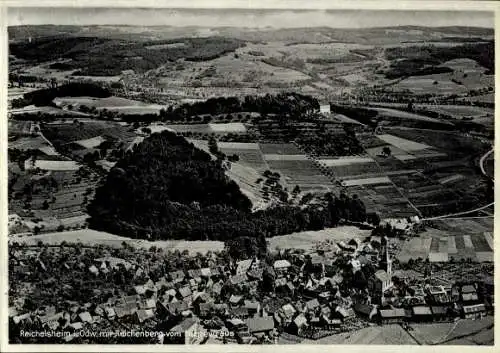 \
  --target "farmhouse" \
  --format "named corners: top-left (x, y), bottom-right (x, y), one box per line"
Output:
top-left (353, 303), bottom-right (377, 321)
top-left (24, 158), bottom-right (80, 171)
top-left (462, 304), bottom-right (487, 320)
top-left (169, 317), bottom-right (206, 344)
top-left (245, 316), bottom-right (275, 335)
top-left (236, 258), bottom-right (260, 274)
top-left (430, 306), bottom-right (452, 321)
top-left (288, 314), bottom-right (308, 335)
top-left (320, 104), bottom-right (331, 114)
top-left (273, 259), bottom-right (292, 275)
top-left (378, 308), bottom-right (406, 324)
top-left (460, 284), bottom-right (479, 303)
top-left (411, 306), bottom-right (433, 322)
